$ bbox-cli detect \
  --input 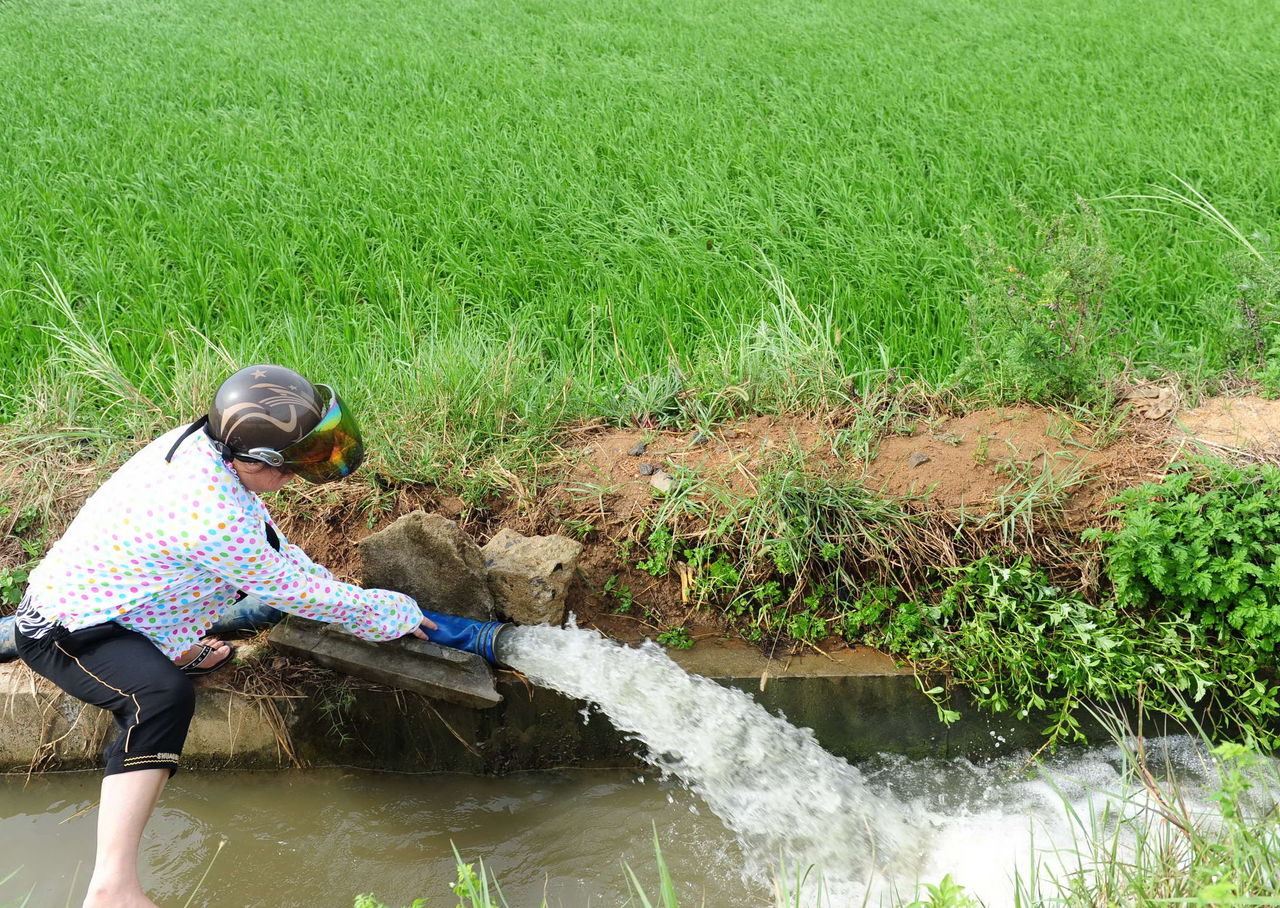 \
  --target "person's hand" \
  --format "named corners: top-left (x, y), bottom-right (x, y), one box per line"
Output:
top-left (411, 615), bottom-right (439, 640)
